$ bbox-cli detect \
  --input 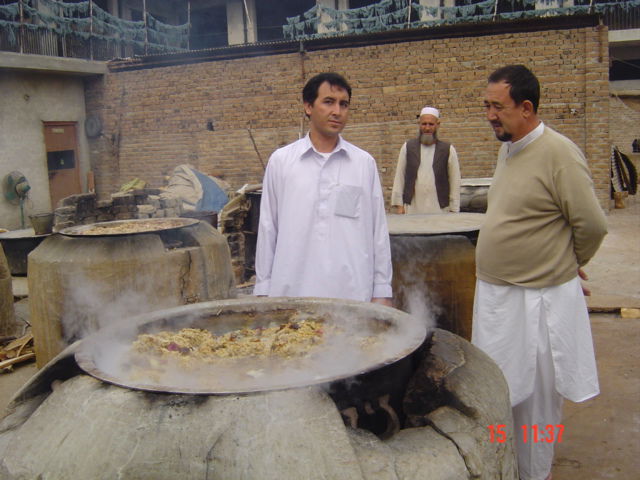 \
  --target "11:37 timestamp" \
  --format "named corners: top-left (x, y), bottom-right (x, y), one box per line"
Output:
top-left (488, 424), bottom-right (565, 443)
